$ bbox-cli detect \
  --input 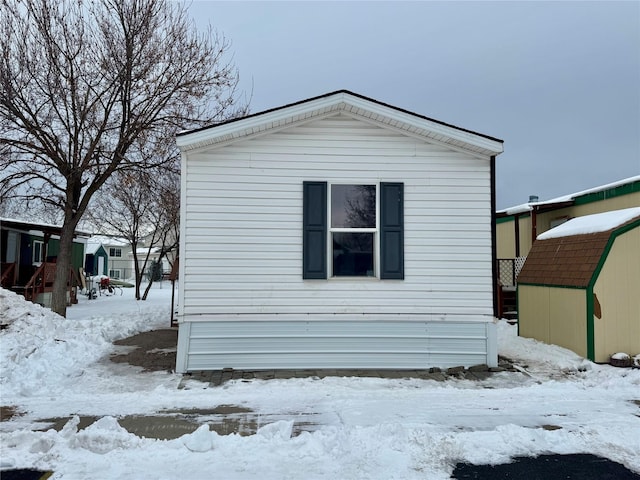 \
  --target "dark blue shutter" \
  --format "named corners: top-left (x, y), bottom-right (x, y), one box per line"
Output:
top-left (380, 182), bottom-right (404, 279)
top-left (303, 181), bottom-right (327, 279)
